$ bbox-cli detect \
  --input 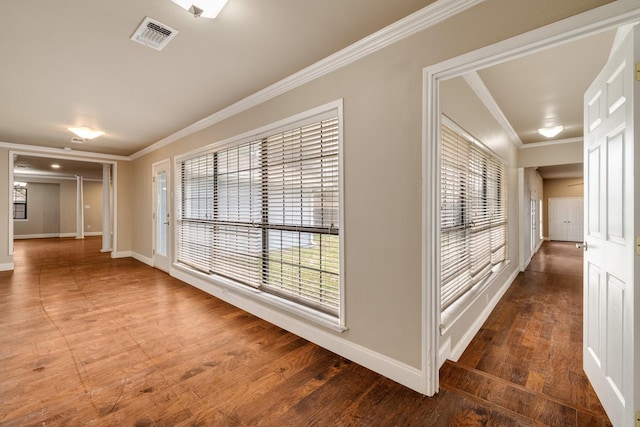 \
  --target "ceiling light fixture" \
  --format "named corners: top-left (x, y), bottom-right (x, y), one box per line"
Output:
top-left (51, 164), bottom-right (61, 169)
top-left (169, 0), bottom-right (228, 18)
top-left (537, 125), bottom-right (564, 138)
top-left (68, 127), bottom-right (105, 140)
